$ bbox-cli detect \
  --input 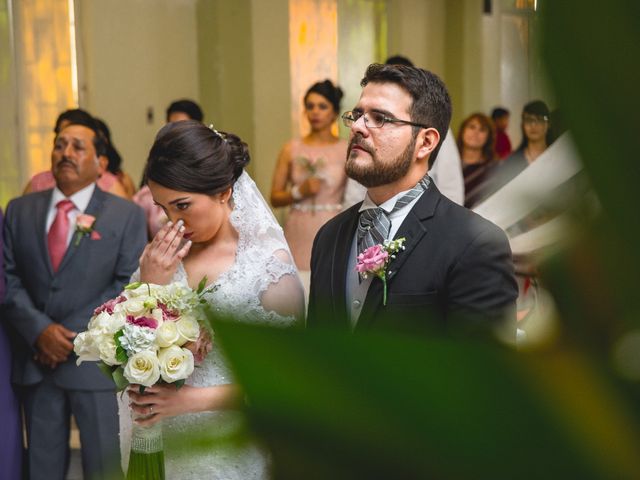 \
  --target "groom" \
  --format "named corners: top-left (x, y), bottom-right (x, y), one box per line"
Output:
top-left (3, 117), bottom-right (146, 479)
top-left (307, 64), bottom-right (517, 337)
